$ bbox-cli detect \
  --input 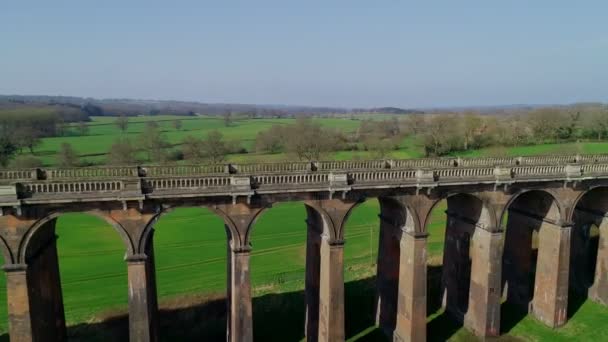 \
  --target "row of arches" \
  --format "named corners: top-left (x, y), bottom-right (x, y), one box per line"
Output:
top-left (0, 187), bottom-right (606, 340)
